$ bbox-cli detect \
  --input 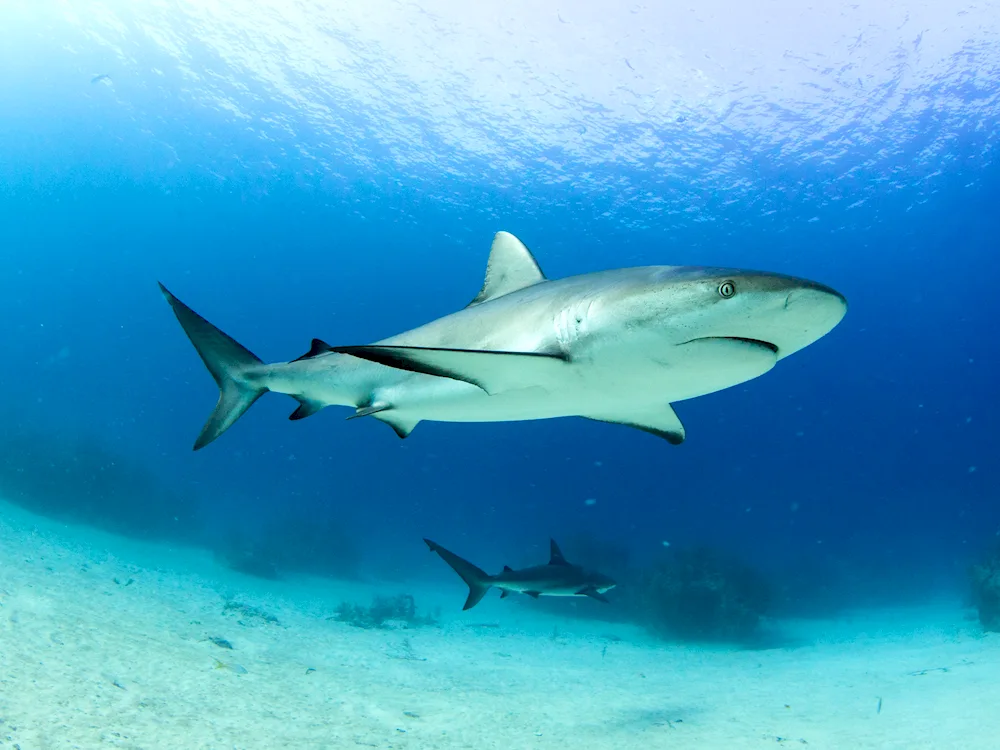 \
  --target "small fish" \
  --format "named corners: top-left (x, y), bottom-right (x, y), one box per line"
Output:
top-left (90, 73), bottom-right (111, 84)
top-left (625, 59), bottom-right (635, 71)
top-left (208, 636), bottom-right (234, 649)
top-left (213, 658), bottom-right (248, 674)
